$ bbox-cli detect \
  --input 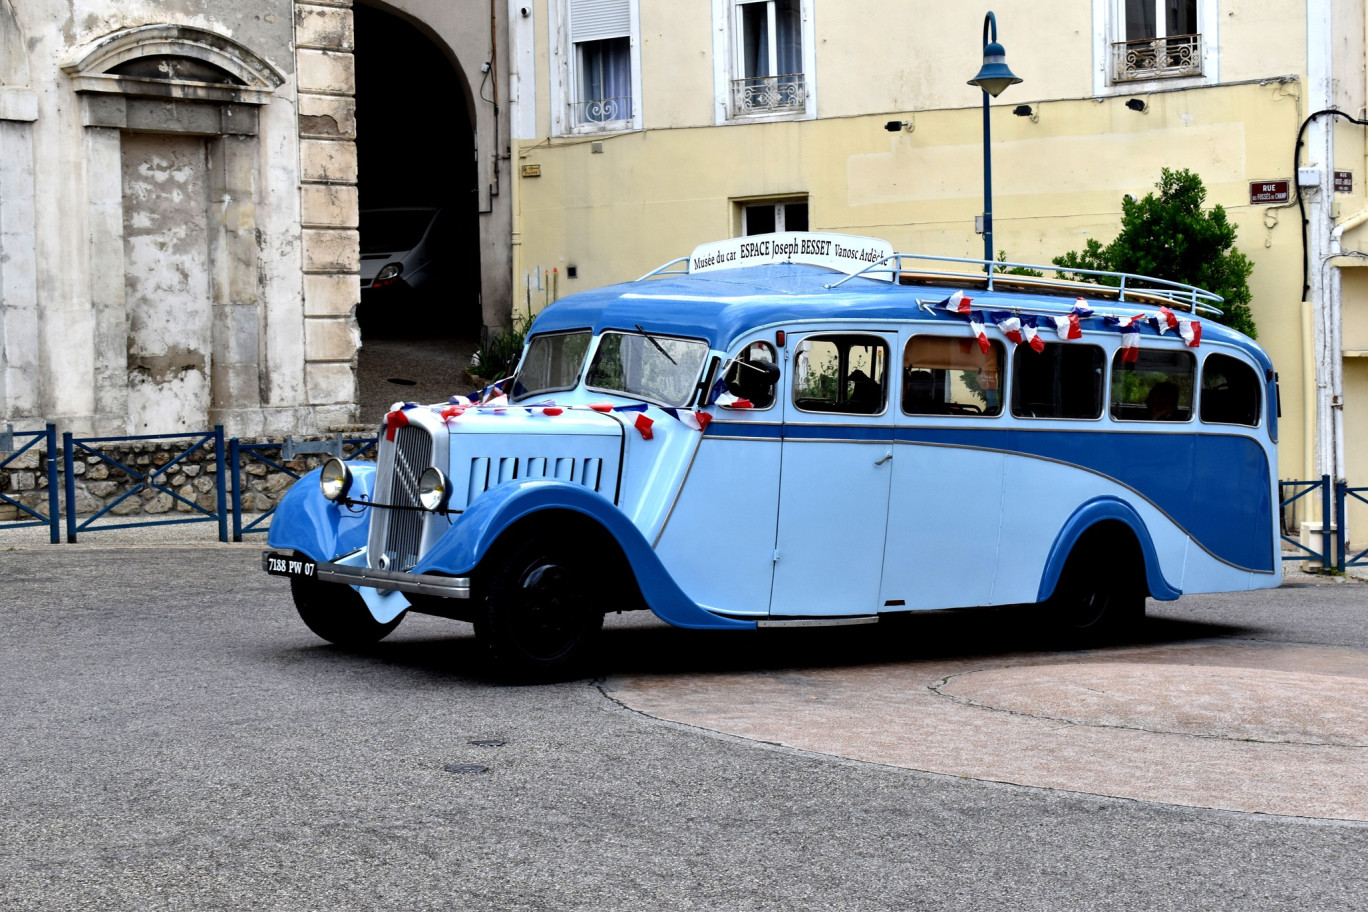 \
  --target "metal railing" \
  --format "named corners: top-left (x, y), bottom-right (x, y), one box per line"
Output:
top-left (0, 423), bottom-right (60, 543)
top-left (572, 95), bottom-right (632, 125)
top-left (1280, 476), bottom-right (1332, 570)
top-left (1112, 33), bottom-right (1202, 82)
top-left (1335, 480), bottom-right (1368, 570)
top-left (731, 74), bottom-right (806, 114)
top-left (229, 436), bottom-right (377, 541)
top-left (62, 427), bottom-right (228, 543)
